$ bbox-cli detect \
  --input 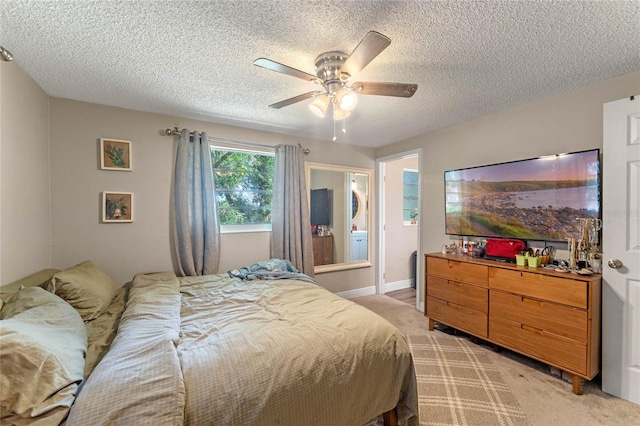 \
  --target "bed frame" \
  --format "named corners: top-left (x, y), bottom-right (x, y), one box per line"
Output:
top-left (383, 408), bottom-right (398, 426)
